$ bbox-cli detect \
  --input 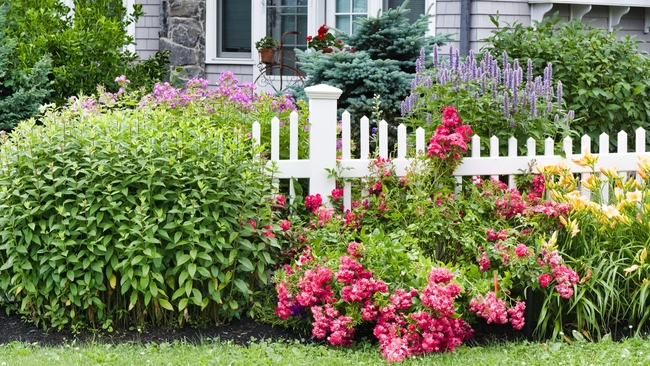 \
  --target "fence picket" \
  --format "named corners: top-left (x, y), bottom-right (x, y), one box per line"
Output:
top-left (379, 120), bottom-right (388, 158)
top-left (599, 133), bottom-right (609, 203)
top-left (397, 124), bottom-right (407, 159)
top-left (580, 135), bottom-right (592, 199)
top-left (490, 136), bottom-right (499, 180)
top-left (361, 116), bottom-right (370, 159)
top-left (416, 127), bottom-right (425, 155)
top-left (508, 137), bottom-right (517, 188)
top-left (342, 111), bottom-right (352, 210)
top-left (289, 112), bottom-right (299, 203)
top-left (544, 137), bottom-right (554, 156)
